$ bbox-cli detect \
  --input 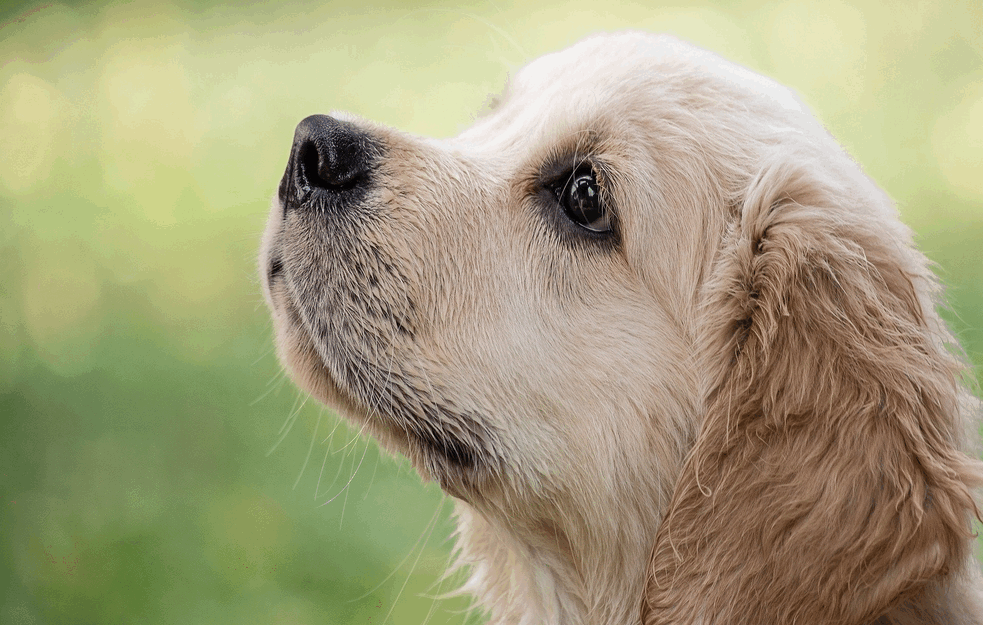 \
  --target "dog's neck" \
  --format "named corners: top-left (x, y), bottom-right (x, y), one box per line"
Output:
top-left (443, 397), bottom-right (698, 625)
top-left (452, 464), bottom-right (677, 625)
